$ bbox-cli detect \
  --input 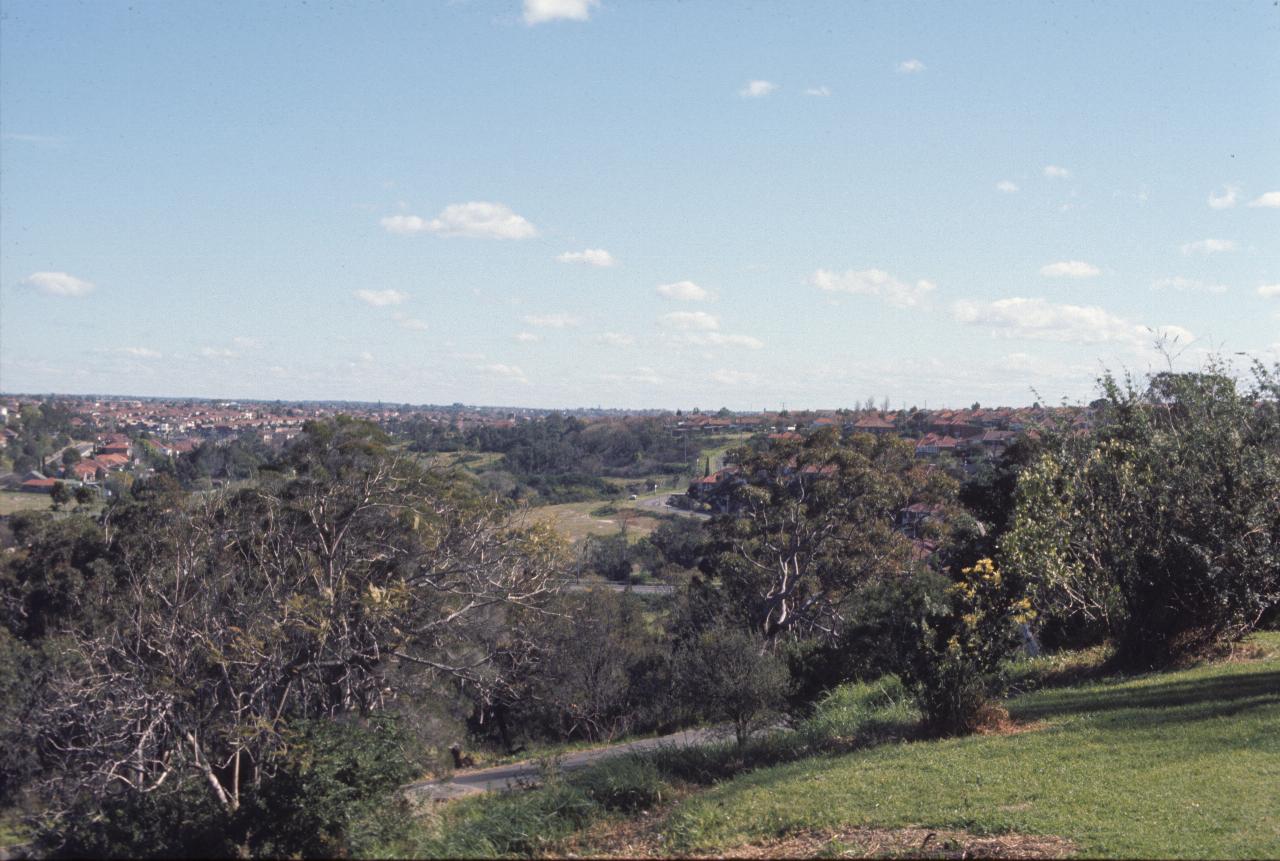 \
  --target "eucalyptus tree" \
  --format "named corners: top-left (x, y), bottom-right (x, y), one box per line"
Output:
top-left (701, 427), bottom-right (956, 644)
top-left (35, 418), bottom-right (567, 818)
